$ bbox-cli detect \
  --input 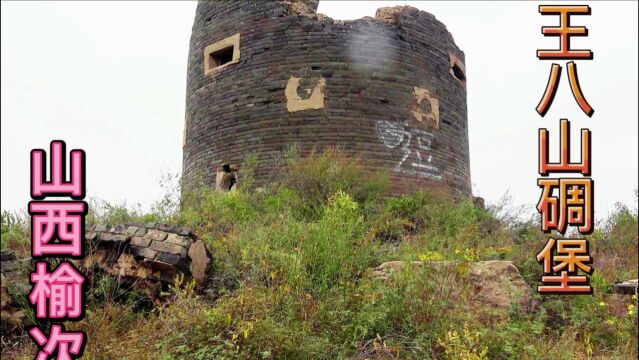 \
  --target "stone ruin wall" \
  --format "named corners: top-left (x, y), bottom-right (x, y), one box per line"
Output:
top-left (84, 223), bottom-right (210, 284)
top-left (1, 224), bottom-right (212, 334)
top-left (181, 0), bottom-right (472, 197)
